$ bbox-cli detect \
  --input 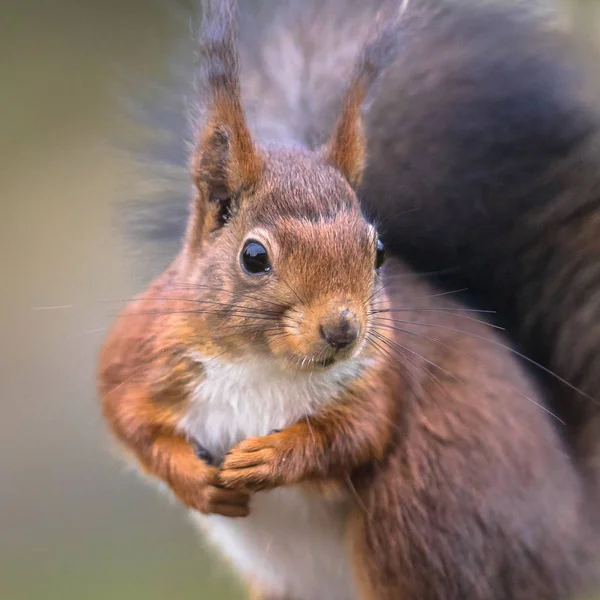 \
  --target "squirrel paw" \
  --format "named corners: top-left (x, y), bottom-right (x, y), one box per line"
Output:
top-left (219, 433), bottom-right (299, 491)
top-left (175, 466), bottom-right (251, 518)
